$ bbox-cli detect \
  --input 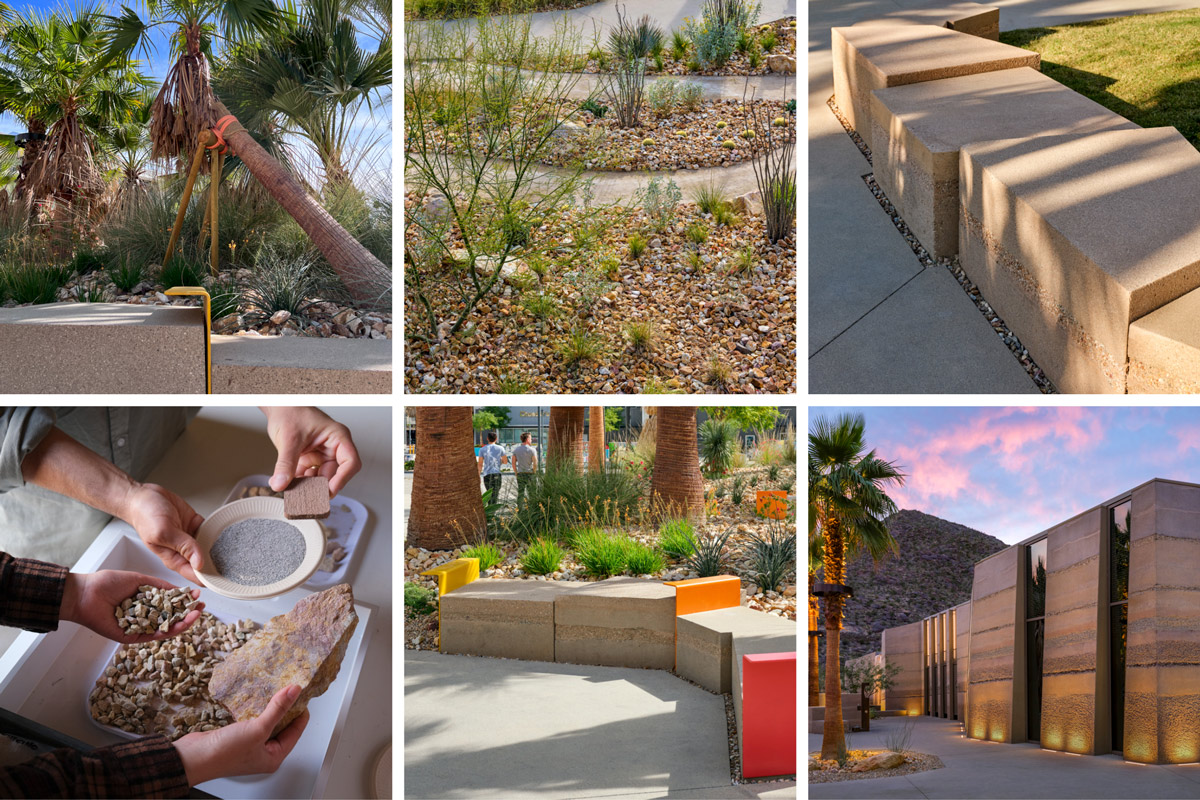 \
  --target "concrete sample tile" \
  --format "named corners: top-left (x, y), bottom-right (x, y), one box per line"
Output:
top-left (284, 476), bottom-right (331, 520)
